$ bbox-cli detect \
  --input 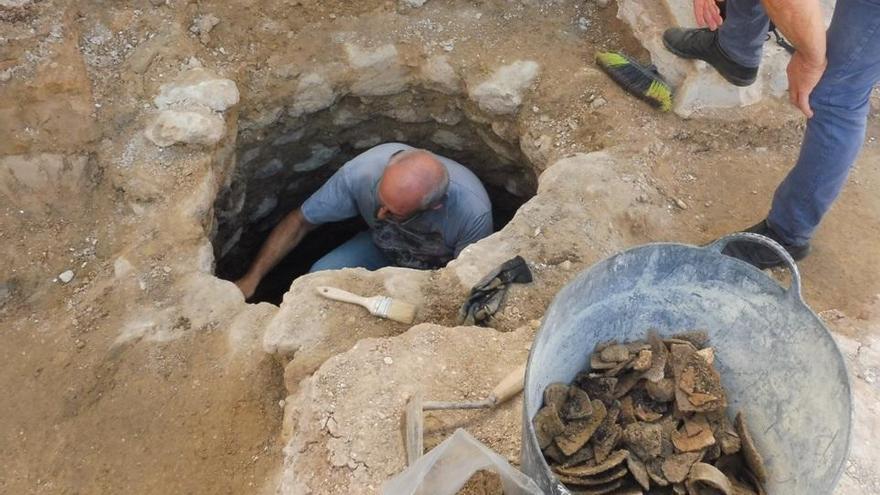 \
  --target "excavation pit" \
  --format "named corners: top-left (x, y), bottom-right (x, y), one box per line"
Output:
top-left (211, 93), bottom-right (540, 304)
